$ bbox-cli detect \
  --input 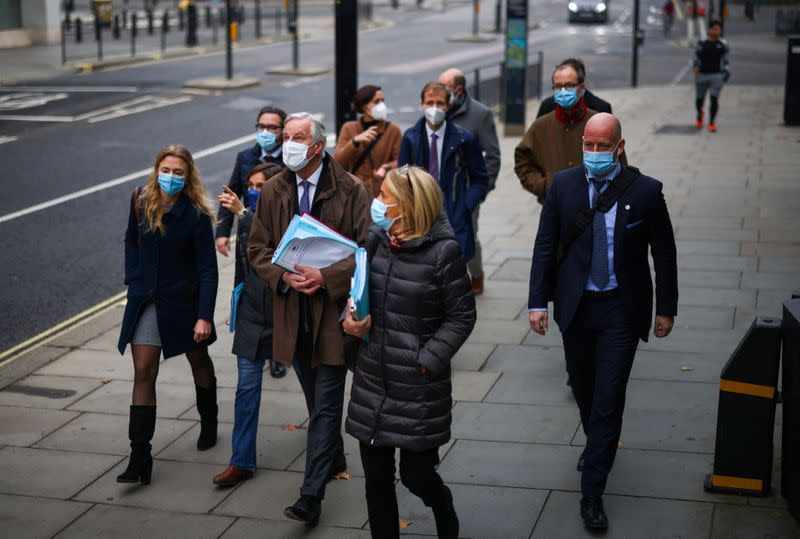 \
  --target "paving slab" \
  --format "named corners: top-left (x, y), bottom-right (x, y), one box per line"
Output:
top-left (674, 270), bottom-right (742, 289)
top-left (741, 272), bottom-right (800, 291)
top-left (711, 503), bottom-right (800, 538)
top-left (676, 240), bottom-right (743, 256)
top-left (37, 348), bottom-right (135, 381)
top-left (397, 483), bottom-right (547, 538)
top-left (0, 406), bottom-right (79, 447)
top-left (0, 375), bottom-right (103, 410)
top-left (474, 297), bottom-right (528, 320)
top-left (34, 412), bottom-right (193, 456)
top-left (465, 319), bottom-right (529, 345)
top-left (489, 258), bottom-right (531, 282)
top-left (213, 469), bottom-right (368, 529)
top-left (672, 306), bottom-right (734, 330)
top-left (157, 422), bottom-right (307, 471)
top-left (74, 460), bottom-right (235, 513)
top-left (0, 493), bottom-right (91, 539)
top-left (156, 353), bottom-right (240, 389)
top-left (56, 504), bottom-right (234, 539)
top-left (81, 327), bottom-right (124, 352)
top-left (483, 344), bottom-right (568, 377)
top-left (531, 491), bottom-right (713, 539)
top-left (68, 380), bottom-right (197, 418)
top-left (629, 350), bottom-right (726, 383)
top-left (451, 370), bottom-right (501, 402)
top-left (626, 379), bottom-right (717, 413)
top-left (46, 307), bottom-right (125, 349)
top-left (0, 446), bottom-right (121, 499)
top-left (221, 517), bottom-right (371, 538)
top-left (676, 254), bottom-right (758, 272)
top-left (484, 372), bottom-right (577, 406)
top-left (451, 402), bottom-right (578, 445)
top-left (0, 345), bottom-right (69, 391)
top-left (450, 343), bottom-right (495, 371)
top-left (677, 287), bottom-right (756, 309)
top-left (180, 388), bottom-right (308, 427)
top-left (758, 256), bottom-right (800, 274)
